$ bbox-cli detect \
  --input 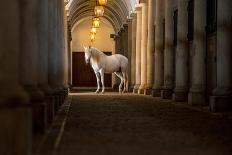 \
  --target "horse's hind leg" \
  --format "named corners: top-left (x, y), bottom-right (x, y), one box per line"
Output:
top-left (114, 72), bottom-right (123, 93)
top-left (94, 72), bottom-right (101, 93)
top-left (100, 69), bottom-right (105, 93)
top-left (122, 72), bottom-right (127, 93)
